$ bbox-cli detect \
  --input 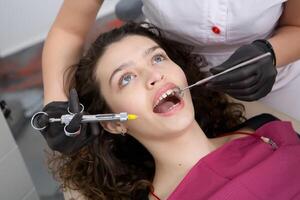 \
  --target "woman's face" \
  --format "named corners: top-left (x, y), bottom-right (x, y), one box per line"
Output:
top-left (96, 35), bottom-right (195, 141)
